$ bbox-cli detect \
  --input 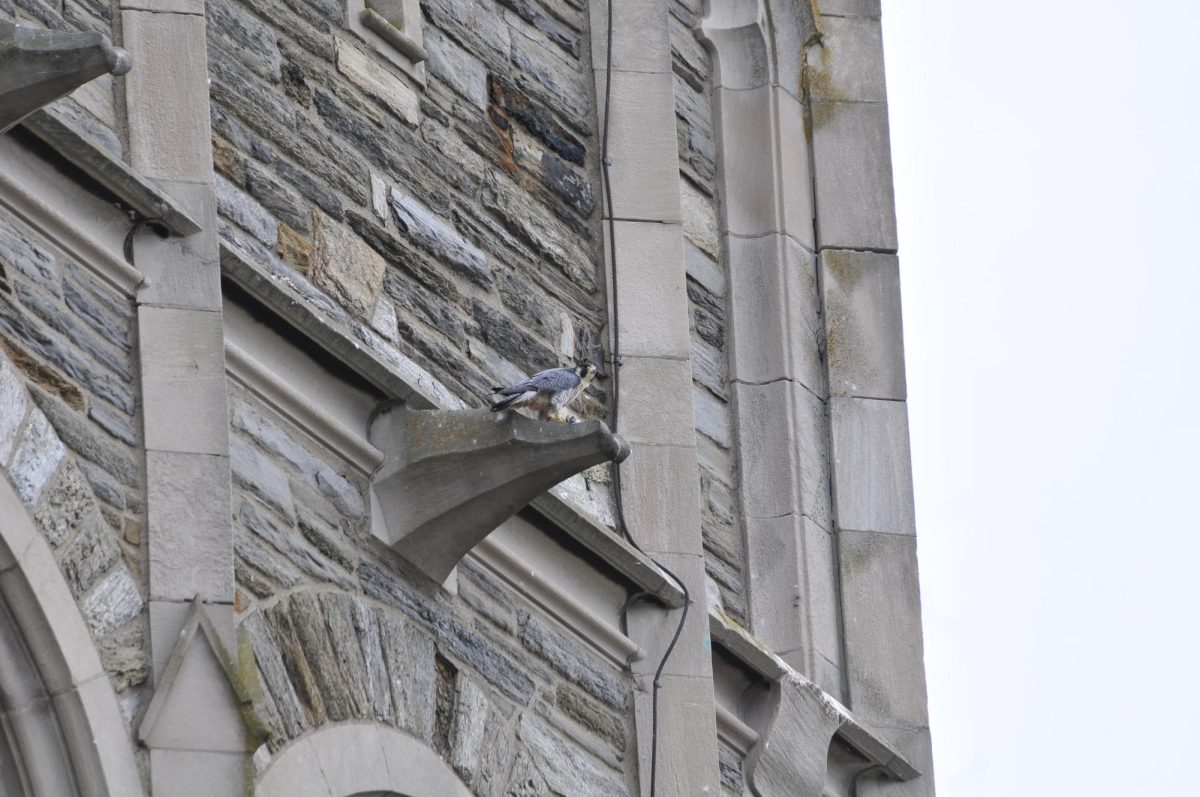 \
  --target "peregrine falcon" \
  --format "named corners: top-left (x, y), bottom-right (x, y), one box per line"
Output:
top-left (490, 363), bottom-right (597, 422)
